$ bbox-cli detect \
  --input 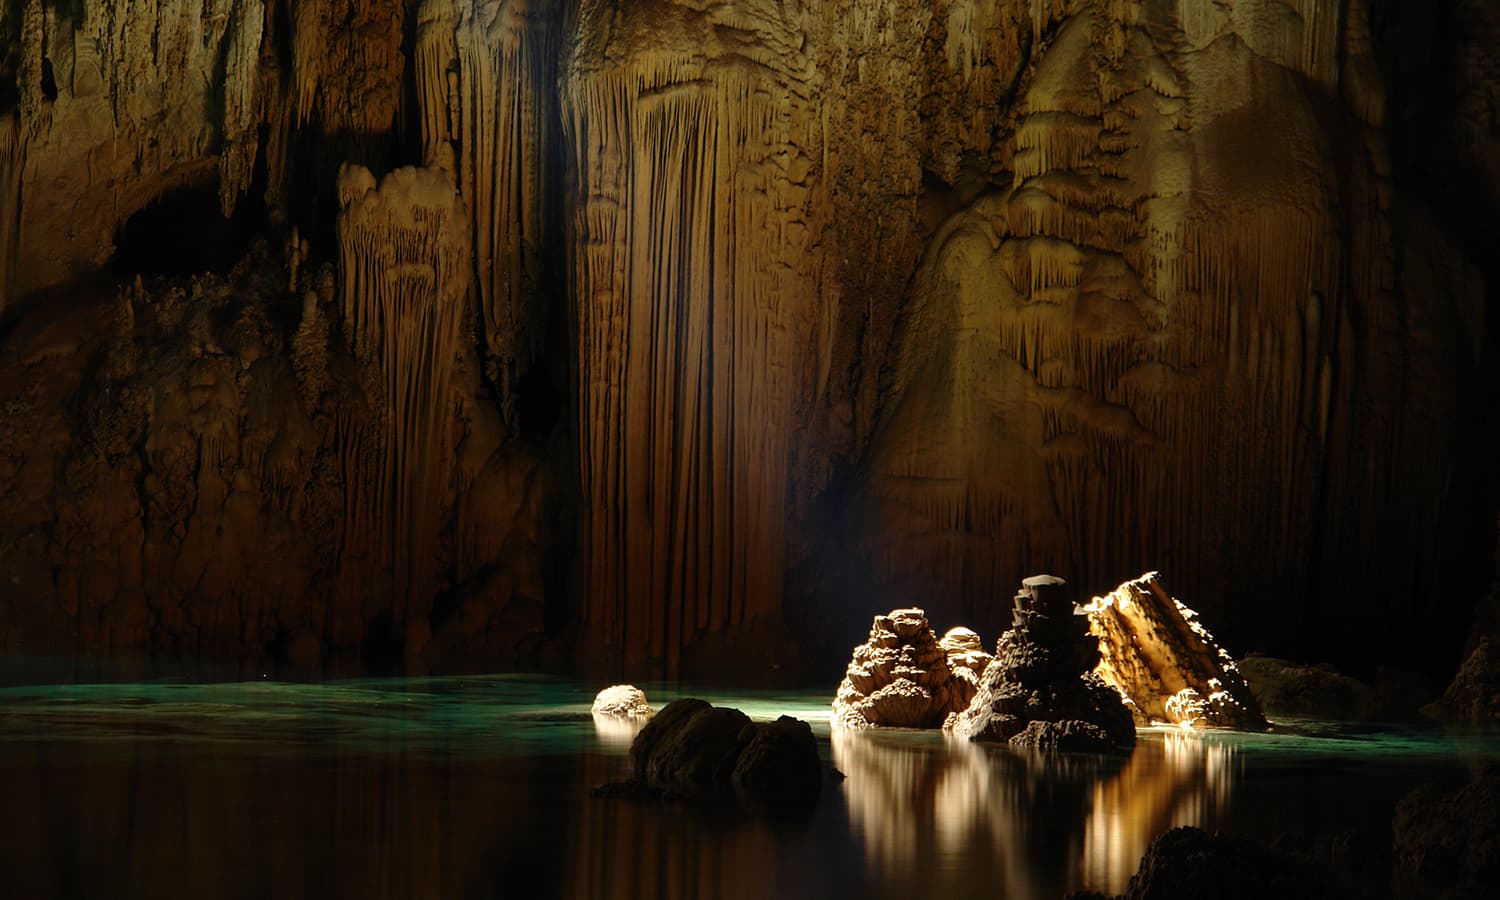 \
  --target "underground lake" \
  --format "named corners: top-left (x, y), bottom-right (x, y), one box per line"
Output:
top-left (1, 666), bottom-right (1494, 900)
